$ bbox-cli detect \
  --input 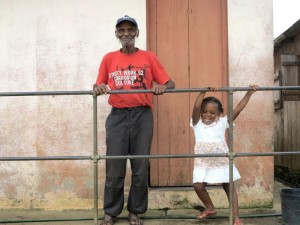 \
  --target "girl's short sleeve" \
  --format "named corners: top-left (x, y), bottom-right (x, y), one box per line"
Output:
top-left (222, 115), bottom-right (235, 128)
top-left (190, 118), bottom-right (202, 128)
